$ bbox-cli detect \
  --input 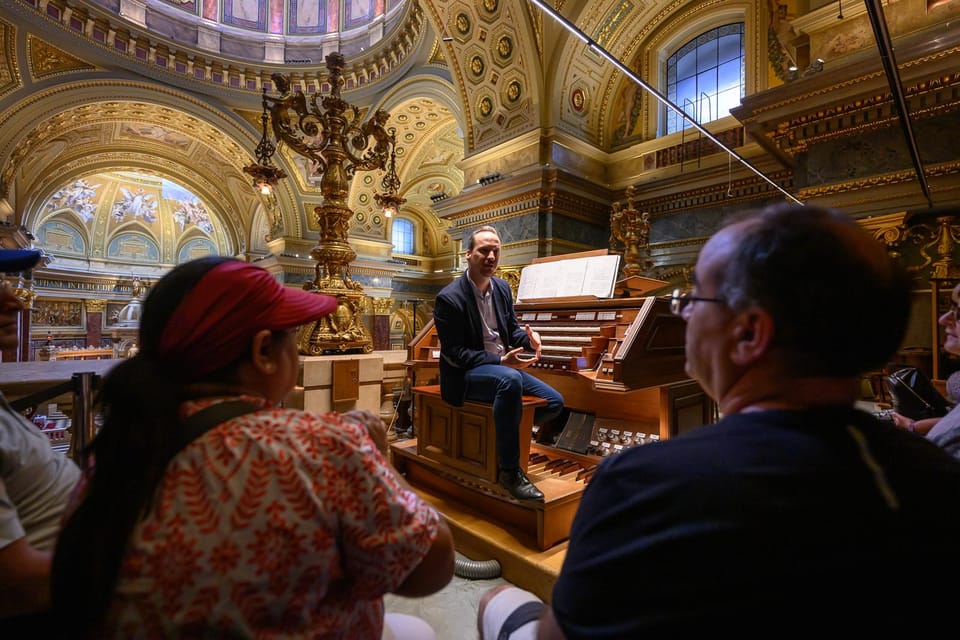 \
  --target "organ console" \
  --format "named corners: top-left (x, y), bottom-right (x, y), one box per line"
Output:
top-left (390, 283), bottom-right (718, 550)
